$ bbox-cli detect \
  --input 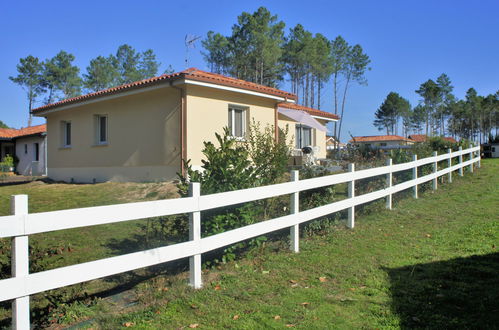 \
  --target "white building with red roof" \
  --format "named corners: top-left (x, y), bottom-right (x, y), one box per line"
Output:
top-left (0, 124), bottom-right (46, 175)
